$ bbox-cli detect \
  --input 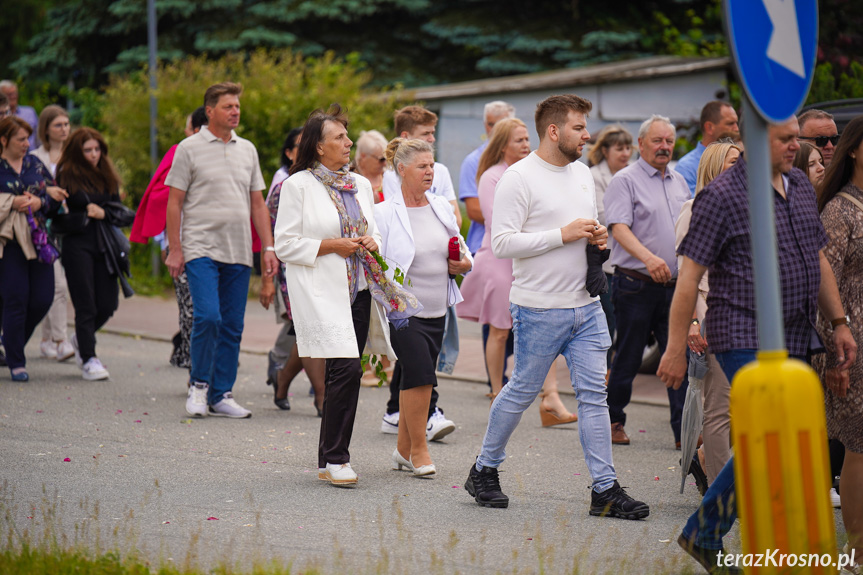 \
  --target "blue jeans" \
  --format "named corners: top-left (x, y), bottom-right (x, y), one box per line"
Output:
top-left (185, 257), bottom-right (251, 405)
top-left (477, 301), bottom-right (616, 491)
top-left (681, 349), bottom-right (806, 549)
top-left (608, 272), bottom-right (688, 442)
